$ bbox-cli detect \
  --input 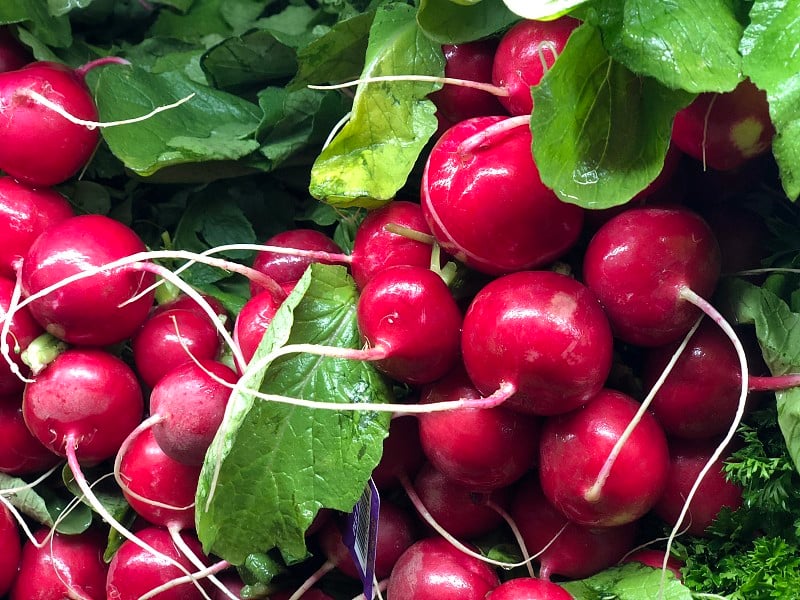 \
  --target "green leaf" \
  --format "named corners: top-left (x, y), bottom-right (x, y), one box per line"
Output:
top-left (531, 23), bottom-right (694, 209)
top-left (562, 563), bottom-right (693, 600)
top-left (417, 0), bottom-right (519, 44)
top-left (309, 3), bottom-right (444, 209)
top-left (0, 472), bottom-right (93, 534)
top-left (586, 0), bottom-right (743, 93)
top-left (94, 65), bottom-right (262, 178)
top-left (196, 264), bottom-right (392, 565)
top-left (48, 0), bottom-right (92, 17)
top-left (62, 464), bottom-right (130, 533)
top-left (0, 0), bottom-right (71, 47)
top-left (502, 0), bottom-right (589, 20)
top-left (149, 0), bottom-right (271, 41)
top-left (741, 0), bottom-right (800, 200)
